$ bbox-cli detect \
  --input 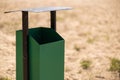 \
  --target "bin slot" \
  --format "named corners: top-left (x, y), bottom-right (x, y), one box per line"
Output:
top-left (29, 27), bottom-right (63, 44)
